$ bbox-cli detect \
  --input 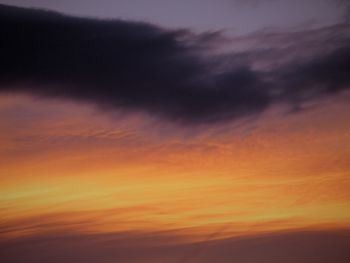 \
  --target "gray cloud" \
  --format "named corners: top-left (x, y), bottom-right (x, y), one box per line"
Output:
top-left (1, 229), bottom-right (350, 263)
top-left (0, 4), bottom-right (350, 125)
